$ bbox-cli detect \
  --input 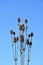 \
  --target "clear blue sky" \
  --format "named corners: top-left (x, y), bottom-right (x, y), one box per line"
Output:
top-left (0, 0), bottom-right (43, 65)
